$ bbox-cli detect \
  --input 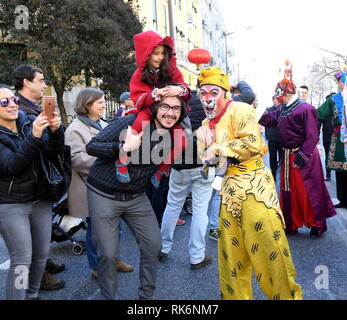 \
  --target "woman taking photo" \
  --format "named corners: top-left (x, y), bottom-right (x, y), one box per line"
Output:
top-left (0, 84), bottom-right (64, 300)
